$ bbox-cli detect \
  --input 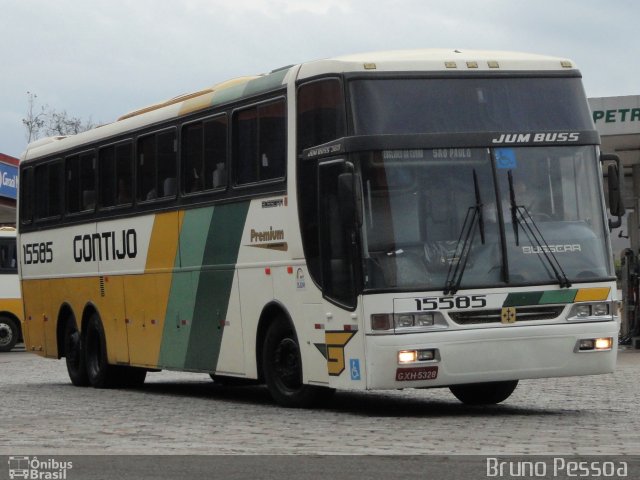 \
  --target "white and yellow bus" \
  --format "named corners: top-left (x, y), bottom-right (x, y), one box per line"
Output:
top-left (18, 50), bottom-right (623, 406)
top-left (0, 227), bottom-right (23, 352)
